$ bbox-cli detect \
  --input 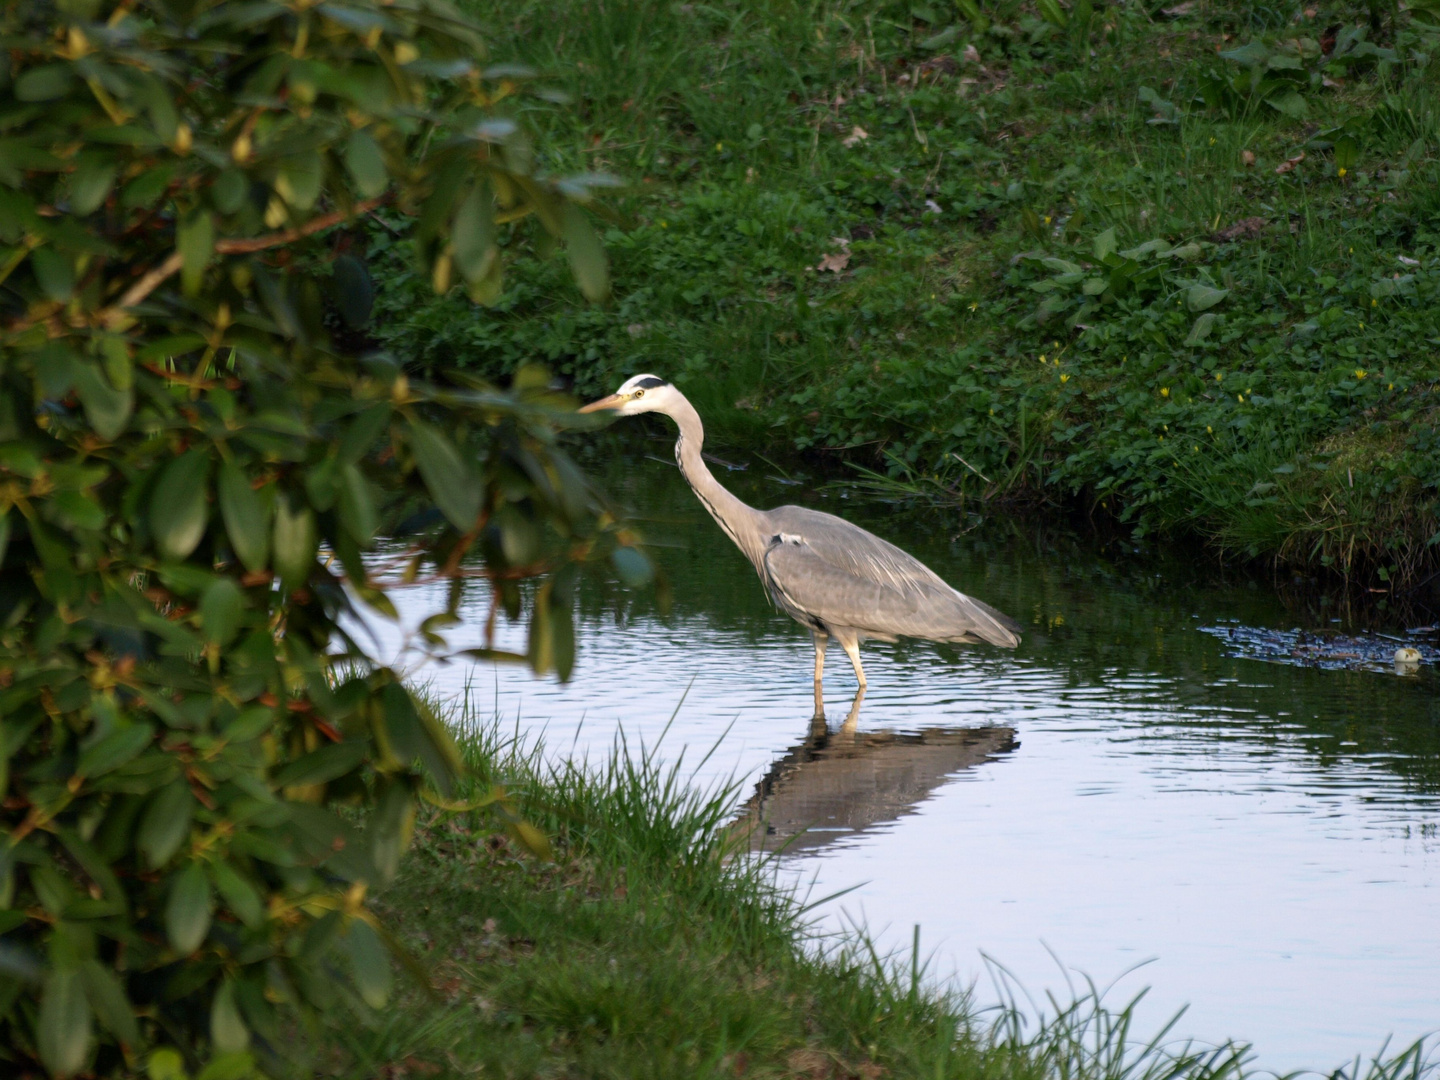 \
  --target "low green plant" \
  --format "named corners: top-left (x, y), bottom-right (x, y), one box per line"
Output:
top-left (0, 0), bottom-right (632, 1075)
top-left (1016, 226), bottom-right (1225, 335)
top-left (1198, 27), bottom-right (1399, 120)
